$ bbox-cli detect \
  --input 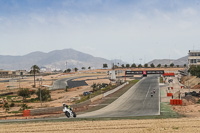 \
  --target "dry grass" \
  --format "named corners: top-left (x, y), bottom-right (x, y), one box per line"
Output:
top-left (1, 118), bottom-right (200, 133)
